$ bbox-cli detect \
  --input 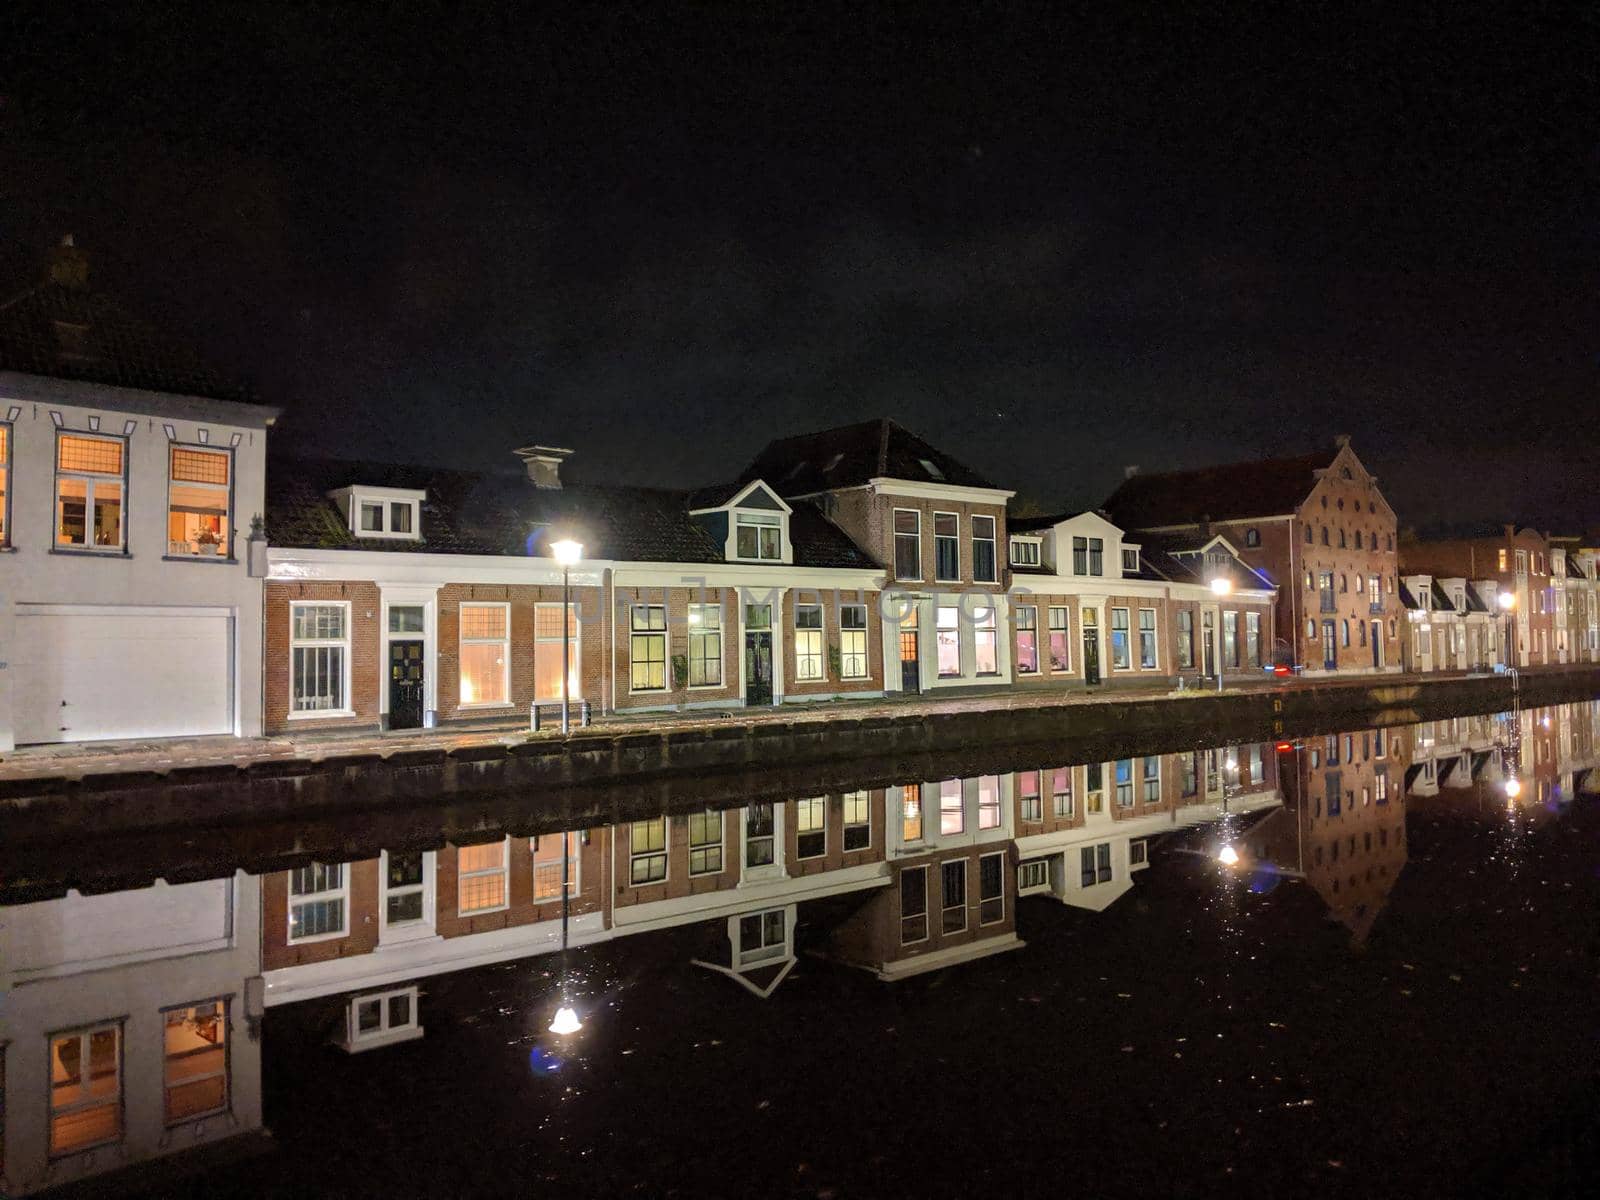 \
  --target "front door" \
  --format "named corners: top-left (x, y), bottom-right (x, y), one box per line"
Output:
top-left (1371, 621), bottom-right (1382, 669)
top-left (744, 603), bottom-right (774, 706)
top-left (1081, 606), bottom-right (1101, 686)
top-left (1322, 620), bottom-right (1338, 670)
top-left (388, 639), bottom-right (425, 729)
top-left (899, 609), bottom-right (921, 694)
